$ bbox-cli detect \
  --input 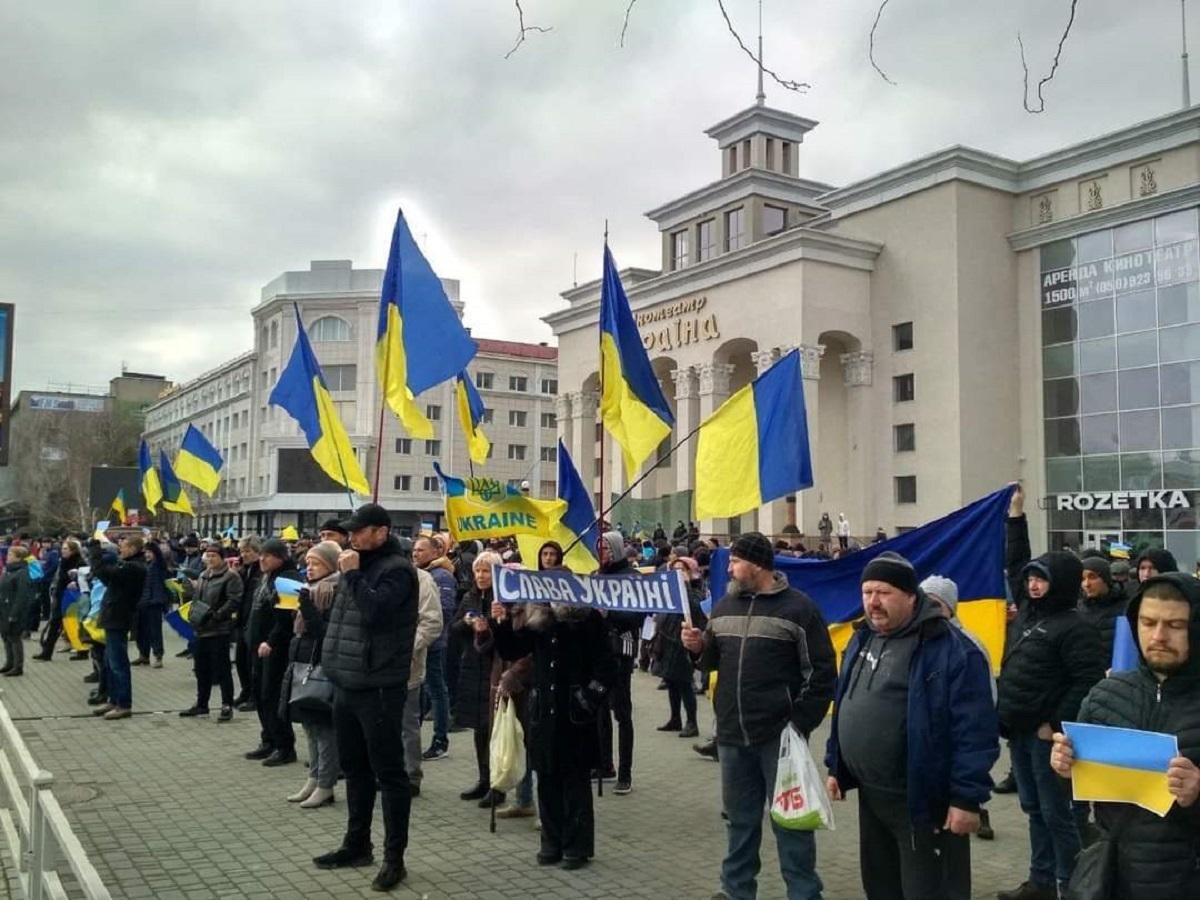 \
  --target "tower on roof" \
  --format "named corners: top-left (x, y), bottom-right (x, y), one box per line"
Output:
top-left (707, 105), bottom-right (817, 179)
